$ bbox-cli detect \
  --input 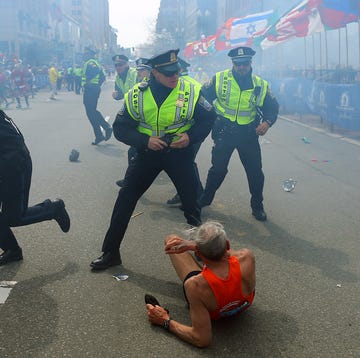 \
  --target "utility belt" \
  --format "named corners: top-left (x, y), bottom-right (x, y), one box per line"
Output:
top-left (84, 82), bottom-right (100, 87)
top-left (140, 144), bottom-right (193, 156)
top-left (211, 116), bottom-right (260, 141)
